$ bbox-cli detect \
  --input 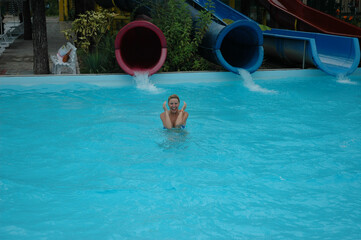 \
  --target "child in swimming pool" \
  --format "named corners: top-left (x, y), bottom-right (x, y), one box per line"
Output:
top-left (160, 94), bottom-right (189, 129)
